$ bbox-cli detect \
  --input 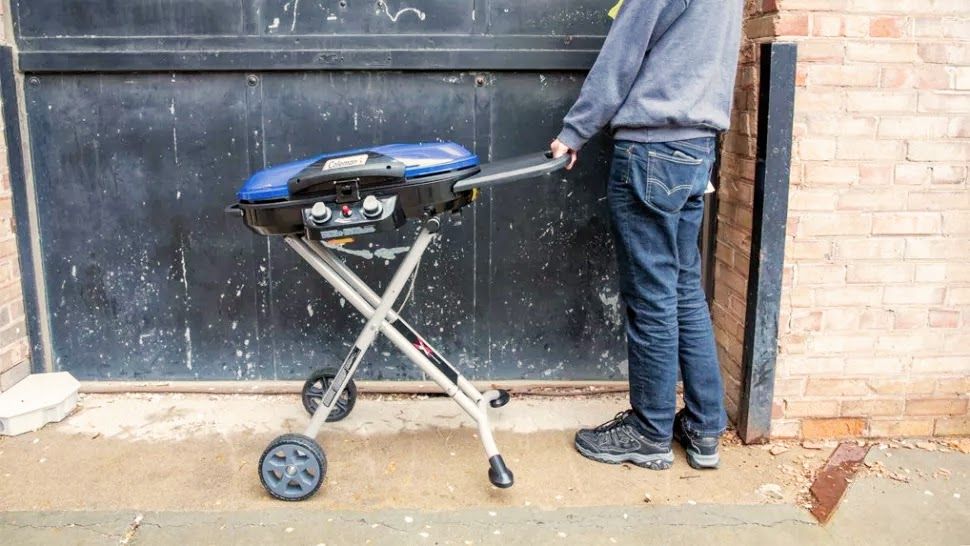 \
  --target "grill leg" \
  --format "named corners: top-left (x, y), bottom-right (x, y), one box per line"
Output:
top-left (295, 220), bottom-right (438, 438)
top-left (304, 238), bottom-right (498, 407)
top-left (286, 222), bottom-right (513, 488)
